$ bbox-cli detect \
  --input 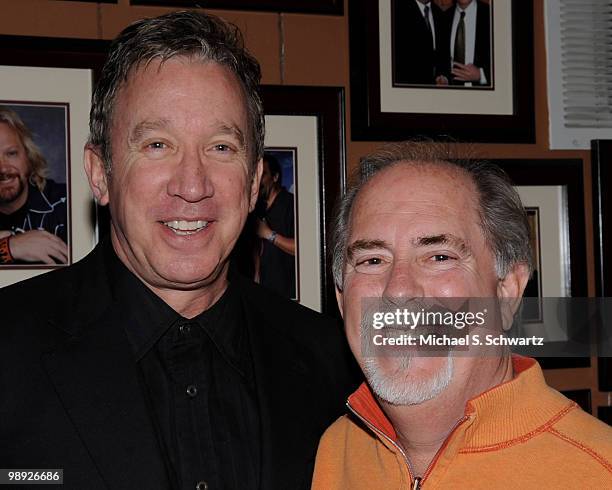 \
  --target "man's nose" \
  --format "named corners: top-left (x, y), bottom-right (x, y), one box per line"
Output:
top-left (382, 260), bottom-right (425, 300)
top-left (166, 148), bottom-right (214, 202)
